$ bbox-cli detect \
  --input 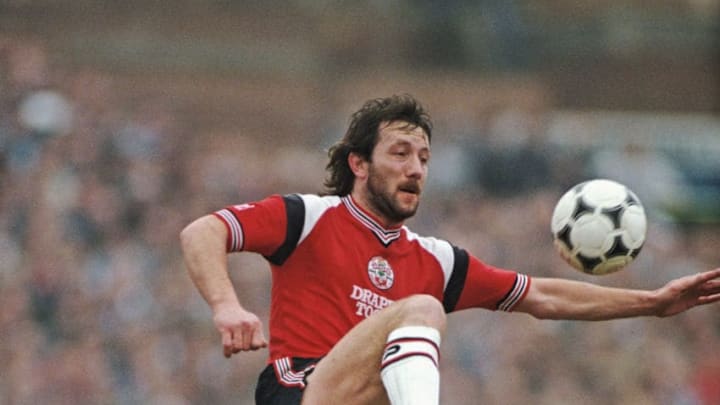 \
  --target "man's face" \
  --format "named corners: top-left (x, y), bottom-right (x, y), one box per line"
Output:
top-left (363, 121), bottom-right (430, 225)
